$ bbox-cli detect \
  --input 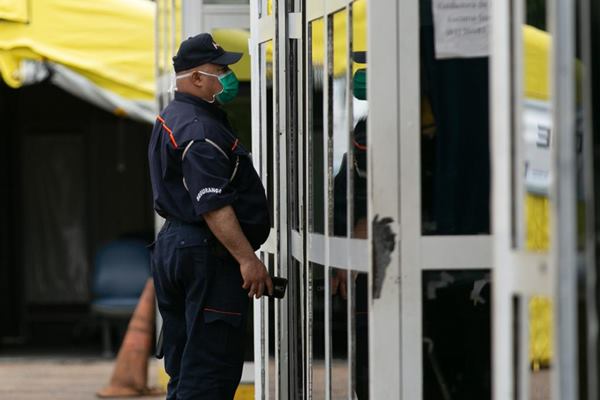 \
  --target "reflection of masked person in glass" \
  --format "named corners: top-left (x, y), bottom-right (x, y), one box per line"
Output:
top-left (332, 51), bottom-right (369, 400)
